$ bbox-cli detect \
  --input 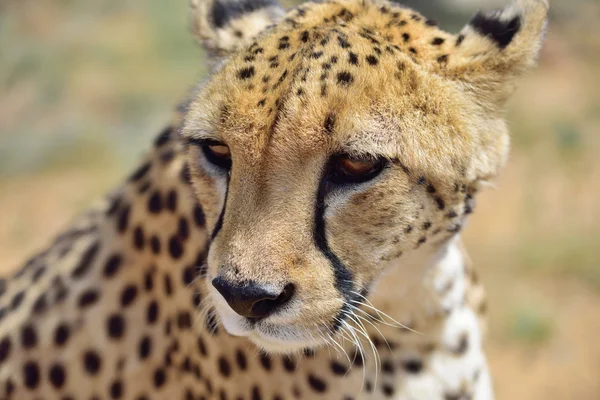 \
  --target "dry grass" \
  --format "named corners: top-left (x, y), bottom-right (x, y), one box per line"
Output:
top-left (1, 0), bottom-right (599, 398)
